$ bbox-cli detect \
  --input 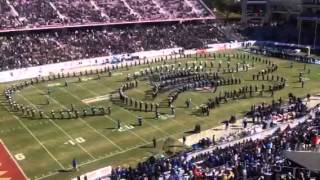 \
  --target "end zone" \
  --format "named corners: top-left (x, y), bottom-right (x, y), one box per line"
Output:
top-left (0, 140), bottom-right (27, 180)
